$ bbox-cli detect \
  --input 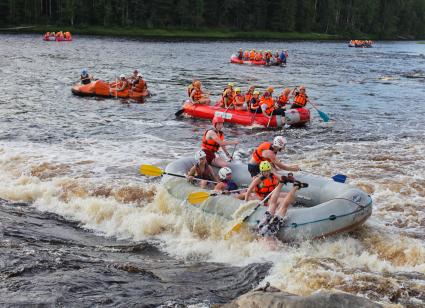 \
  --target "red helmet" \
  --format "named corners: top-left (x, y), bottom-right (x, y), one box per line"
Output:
top-left (212, 116), bottom-right (224, 127)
